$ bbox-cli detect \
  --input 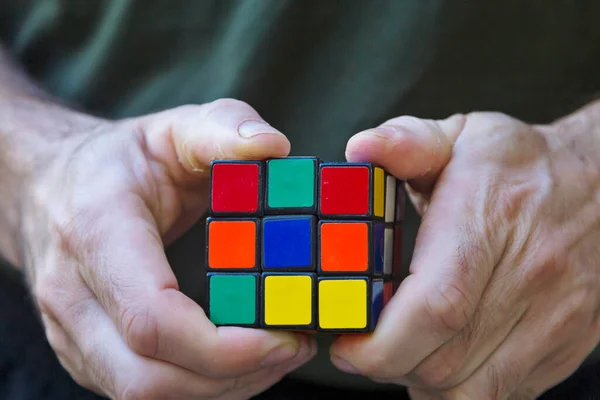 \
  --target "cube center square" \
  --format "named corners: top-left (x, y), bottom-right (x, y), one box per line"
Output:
top-left (208, 273), bottom-right (259, 326)
top-left (266, 157), bottom-right (317, 213)
top-left (263, 274), bottom-right (315, 328)
top-left (262, 216), bottom-right (315, 271)
top-left (318, 278), bottom-right (368, 331)
top-left (207, 218), bottom-right (258, 271)
top-left (210, 161), bottom-right (262, 215)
